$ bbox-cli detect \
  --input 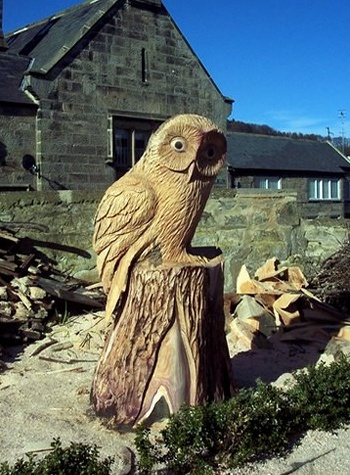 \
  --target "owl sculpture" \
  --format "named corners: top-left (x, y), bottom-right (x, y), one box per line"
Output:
top-left (93, 114), bottom-right (227, 320)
